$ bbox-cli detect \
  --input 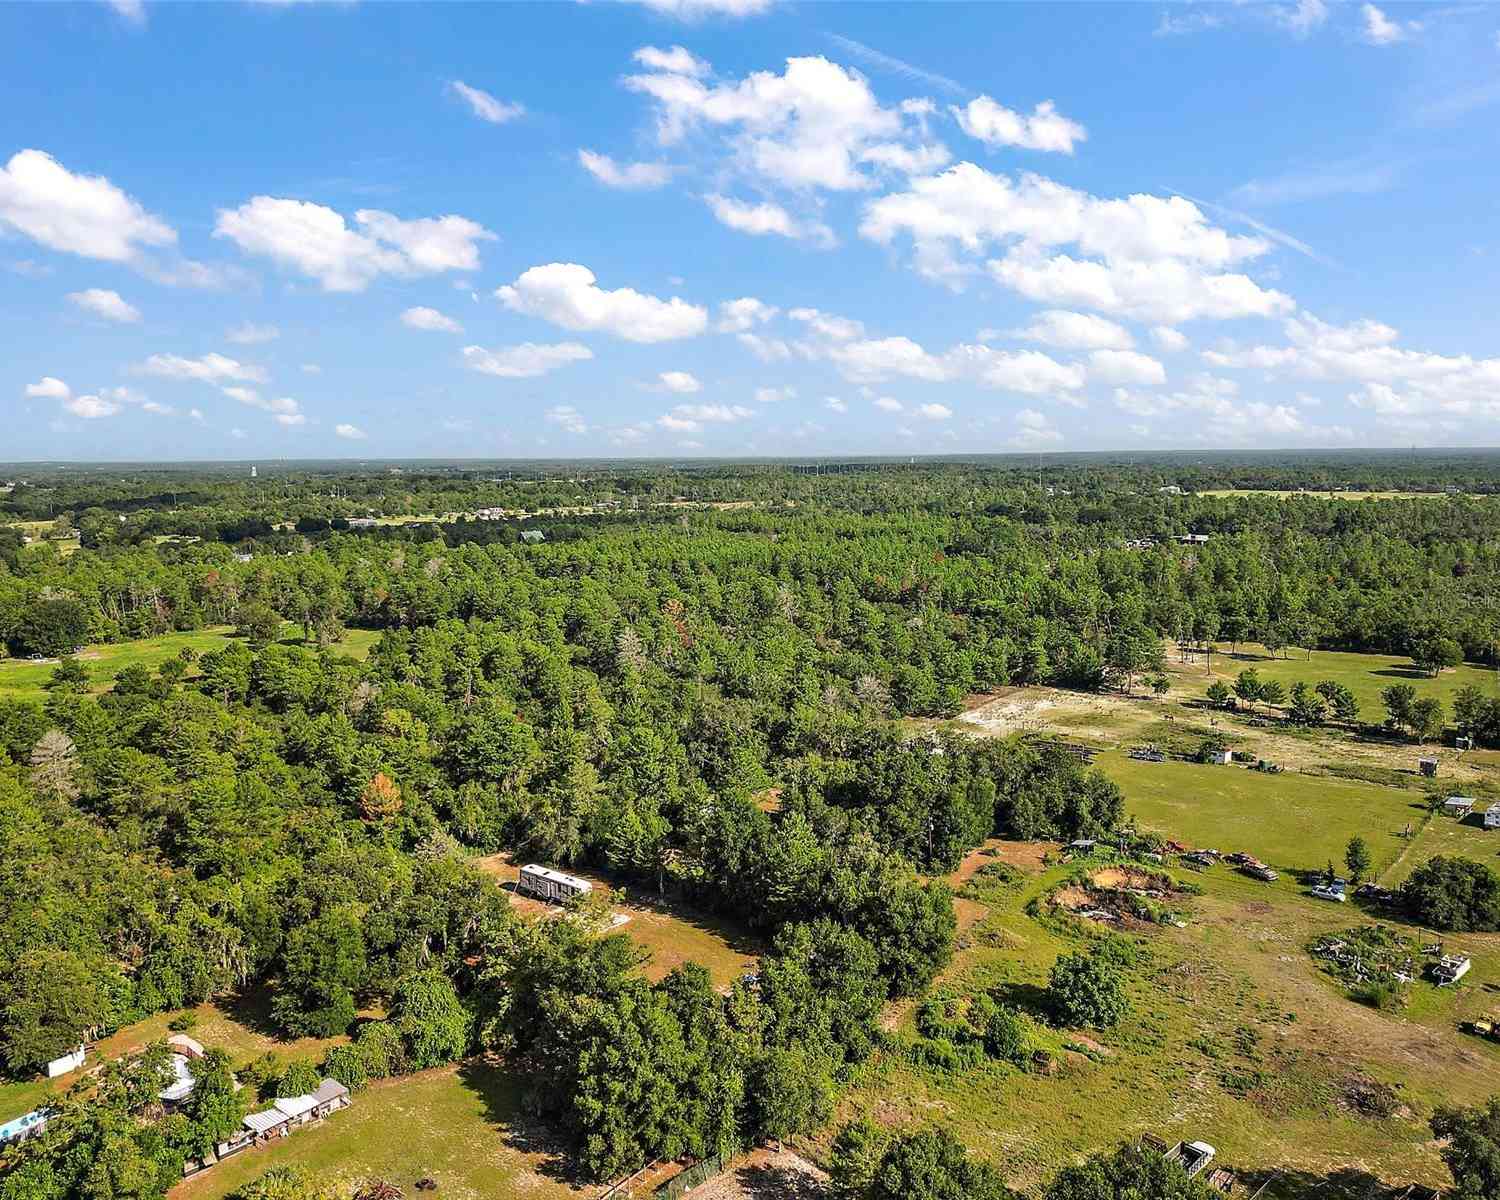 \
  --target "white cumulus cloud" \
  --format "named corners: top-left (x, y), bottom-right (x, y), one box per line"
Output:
top-left (579, 151), bottom-right (675, 191)
top-left (335, 423), bottom-right (367, 439)
top-left (0, 149), bottom-right (176, 263)
top-left (461, 342), bottom-right (595, 378)
top-left (215, 197), bottom-right (494, 292)
top-left (633, 45), bottom-right (711, 76)
top-left (496, 263), bottom-right (707, 342)
top-left (136, 352), bottom-right (267, 384)
top-left (658, 370), bottom-right (702, 393)
top-left (67, 287), bottom-right (140, 323)
top-left (624, 0), bottom-right (774, 19)
top-left (1013, 309), bottom-right (1132, 350)
top-left (861, 162), bottom-right (1292, 322)
top-left (716, 297), bottom-right (779, 332)
top-left (25, 376), bottom-right (72, 400)
top-left (1360, 3), bottom-right (1415, 44)
top-left (657, 402), bottom-right (754, 431)
top-left (401, 306), bottom-right (463, 333)
top-left (1088, 348), bottom-right (1167, 385)
top-left (952, 97), bottom-right (1086, 154)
